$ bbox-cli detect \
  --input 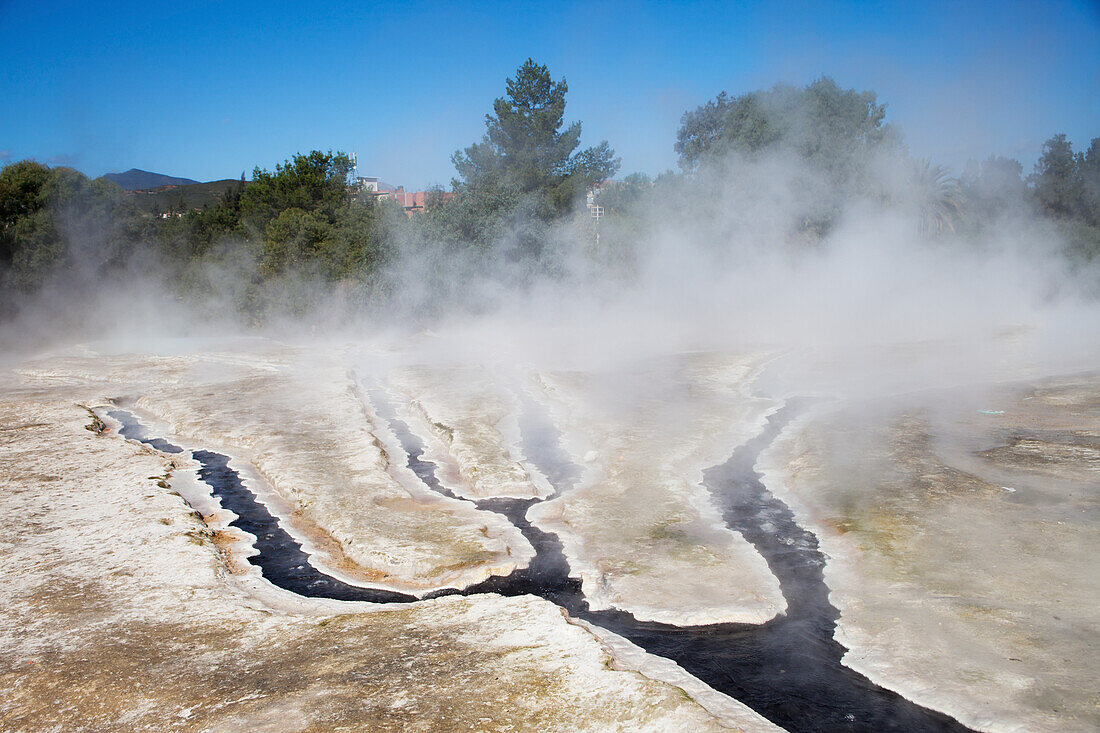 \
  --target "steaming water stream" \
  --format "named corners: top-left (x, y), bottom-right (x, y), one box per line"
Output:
top-left (107, 395), bottom-right (975, 733)
top-left (109, 410), bottom-right (418, 603)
